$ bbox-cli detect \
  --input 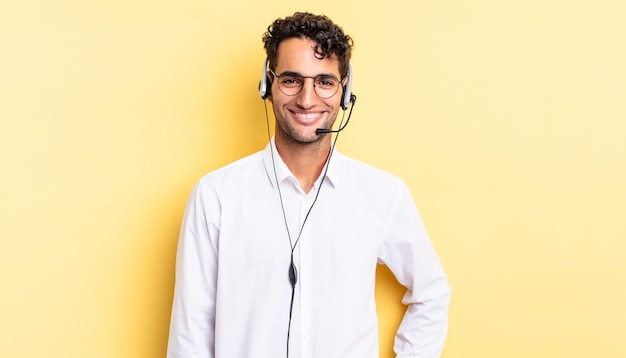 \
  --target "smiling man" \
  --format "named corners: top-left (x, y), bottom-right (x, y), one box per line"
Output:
top-left (167, 12), bottom-right (451, 358)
